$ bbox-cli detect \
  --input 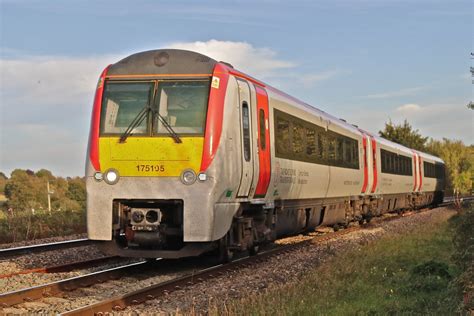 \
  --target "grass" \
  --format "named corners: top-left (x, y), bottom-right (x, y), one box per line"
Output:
top-left (219, 212), bottom-right (463, 315)
top-left (0, 209), bottom-right (86, 243)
